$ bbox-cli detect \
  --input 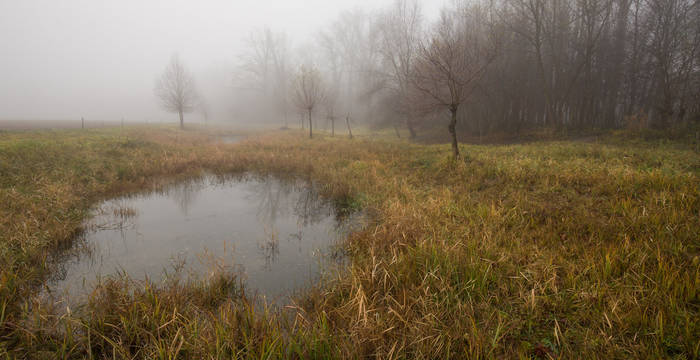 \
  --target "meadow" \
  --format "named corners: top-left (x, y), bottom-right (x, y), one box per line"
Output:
top-left (0, 126), bottom-right (697, 358)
